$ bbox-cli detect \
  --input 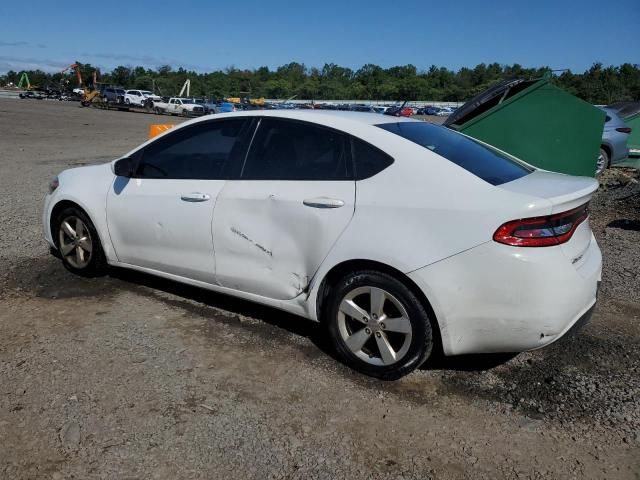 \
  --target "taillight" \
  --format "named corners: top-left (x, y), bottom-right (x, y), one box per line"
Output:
top-left (616, 127), bottom-right (632, 134)
top-left (493, 203), bottom-right (589, 247)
